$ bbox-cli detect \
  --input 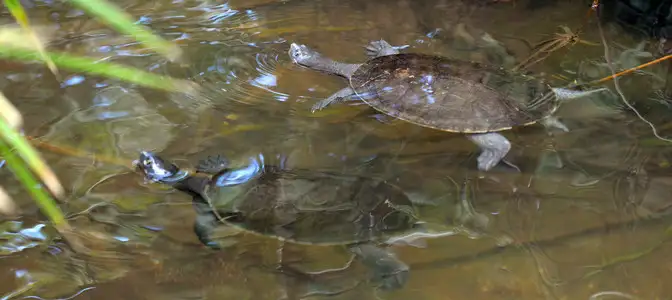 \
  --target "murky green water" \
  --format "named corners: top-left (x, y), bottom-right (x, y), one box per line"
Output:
top-left (2, 0), bottom-right (672, 299)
